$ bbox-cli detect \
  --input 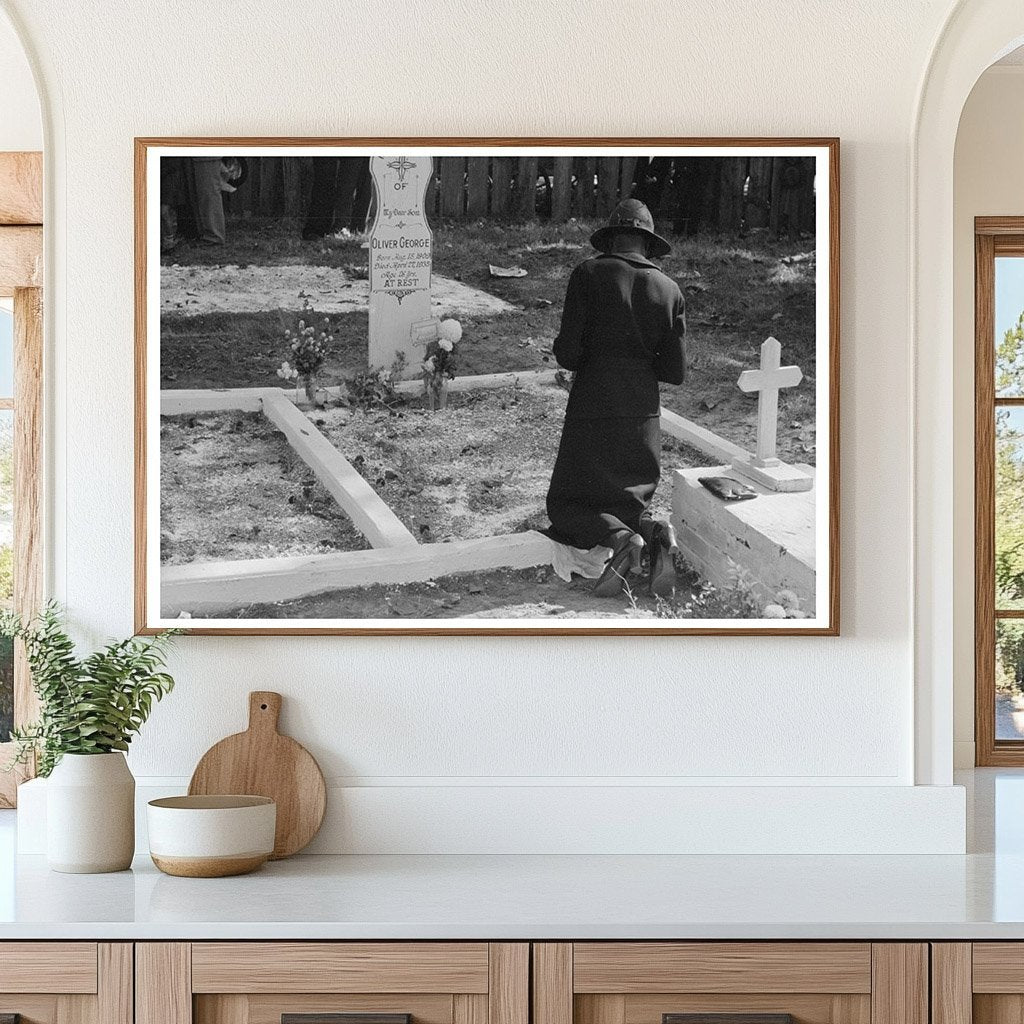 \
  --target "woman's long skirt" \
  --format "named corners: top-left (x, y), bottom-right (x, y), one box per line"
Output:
top-left (544, 416), bottom-right (661, 550)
